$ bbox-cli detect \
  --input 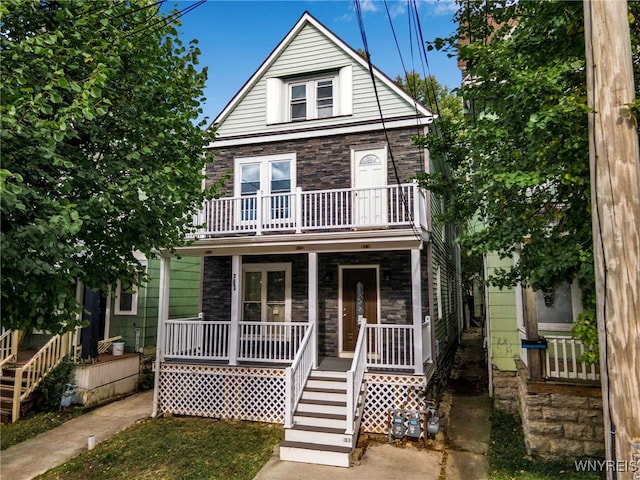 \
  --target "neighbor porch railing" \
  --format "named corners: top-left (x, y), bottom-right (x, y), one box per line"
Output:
top-left (12, 331), bottom-right (74, 422)
top-left (346, 317), bottom-right (368, 435)
top-left (163, 318), bottom-right (309, 364)
top-left (284, 322), bottom-right (316, 429)
top-left (190, 183), bottom-right (427, 237)
top-left (545, 335), bottom-right (600, 381)
top-left (0, 330), bottom-right (20, 370)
